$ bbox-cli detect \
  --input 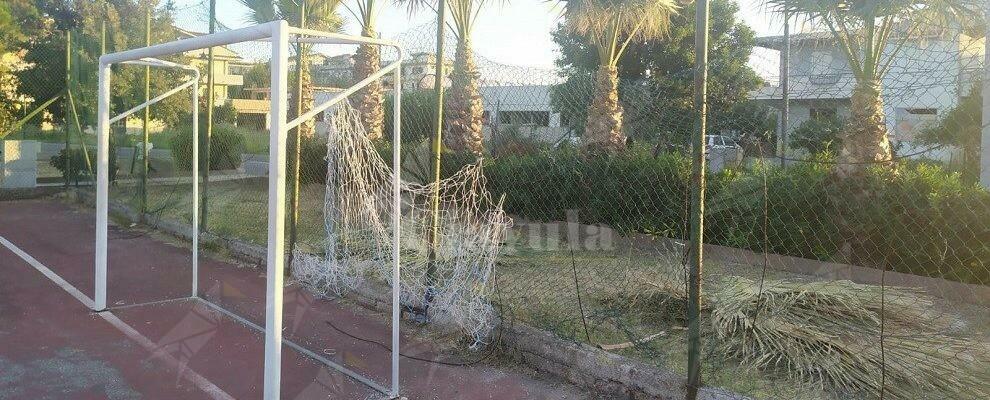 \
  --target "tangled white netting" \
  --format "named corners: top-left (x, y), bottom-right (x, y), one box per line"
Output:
top-left (292, 103), bottom-right (511, 344)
